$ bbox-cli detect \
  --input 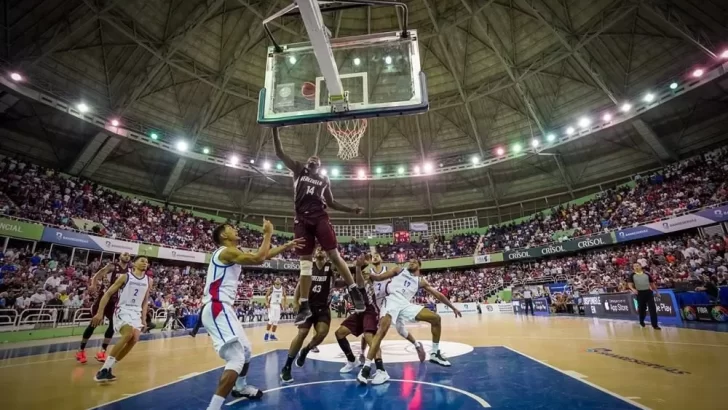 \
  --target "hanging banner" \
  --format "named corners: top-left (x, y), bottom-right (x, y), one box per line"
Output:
top-left (375, 224), bottom-right (393, 234)
top-left (41, 227), bottom-right (103, 250)
top-left (409, 222), bottom-right (429, 232)
top-left (503, 233), bottom-right (615, 261)
top-left (473, 254), bottom-right (491, 264)
top-left (89, 237), bottom-right (139, 254)
top-left (0, 217), bottom-right (44, 241)
top-left (616, 205), bottom-right (728, 242)
top-left (157, 247), bottom-right (207, 263)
